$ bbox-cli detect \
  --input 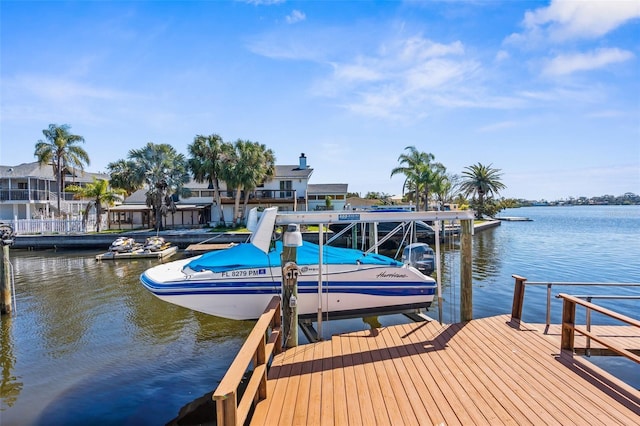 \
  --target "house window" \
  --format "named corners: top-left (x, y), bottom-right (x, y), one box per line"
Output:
top-left (279, 181), bottom-right (292, 198)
